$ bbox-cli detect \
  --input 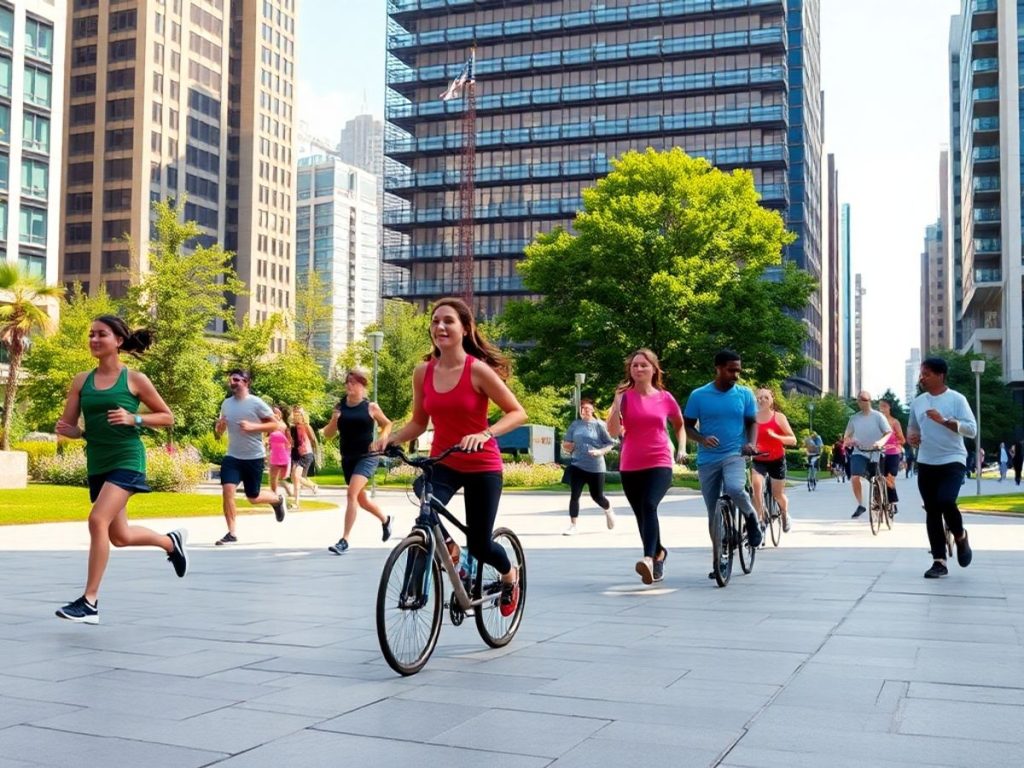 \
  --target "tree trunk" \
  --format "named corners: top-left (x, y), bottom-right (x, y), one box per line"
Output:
top-left (1, 340), bottom-right (23, 451)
